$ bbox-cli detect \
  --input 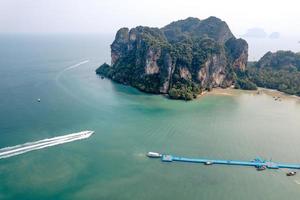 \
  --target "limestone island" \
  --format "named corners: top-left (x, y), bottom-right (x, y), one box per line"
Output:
top-left (96, 16), bottom-right (300, 100)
